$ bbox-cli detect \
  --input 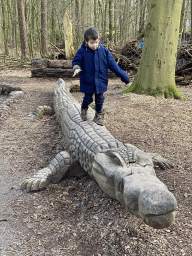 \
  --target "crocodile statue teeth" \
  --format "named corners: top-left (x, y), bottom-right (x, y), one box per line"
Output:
top-left (21, 78), bottom-right (177, 229)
